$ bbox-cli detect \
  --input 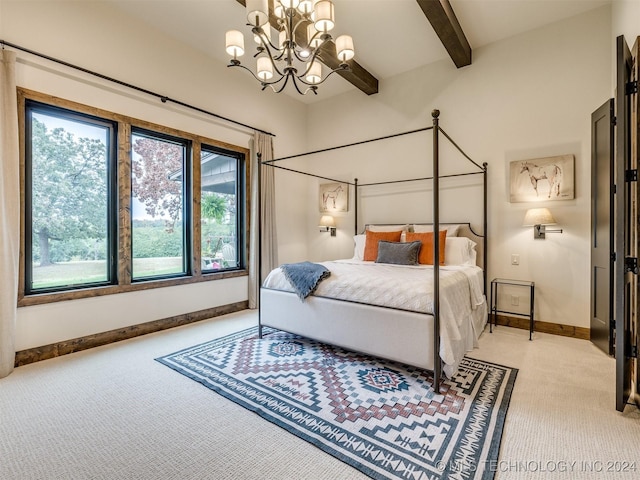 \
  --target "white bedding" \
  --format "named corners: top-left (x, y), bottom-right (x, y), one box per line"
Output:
top-left (263, 259), bottom-right (487, 376)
